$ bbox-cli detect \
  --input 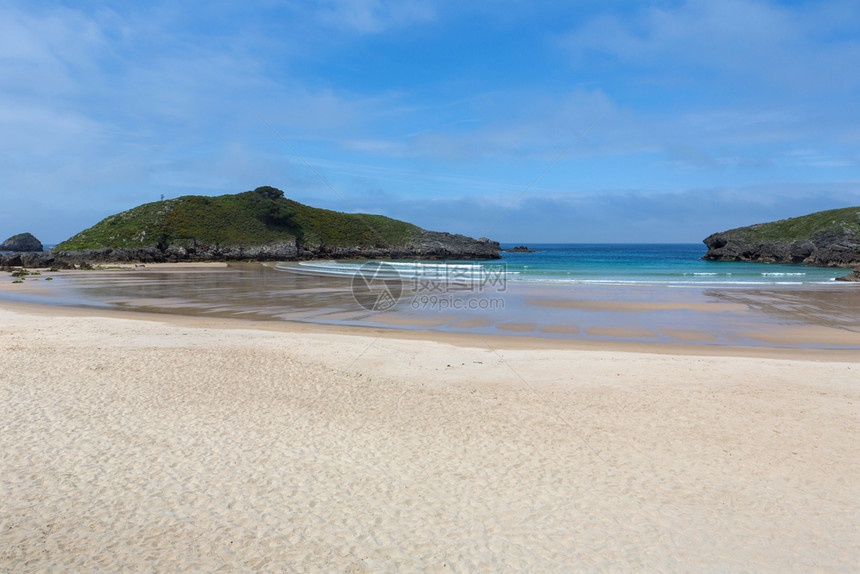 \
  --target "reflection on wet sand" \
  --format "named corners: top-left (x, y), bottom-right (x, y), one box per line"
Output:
top-left (584, 326), bottom-right (660, 339)
top-left (537, 324), bottom-right (581, 335)
top-left (2, 262), bottom-right (859, 350)
top-left (496, 322), bottom-right (539, 332)
top-left (659, 328), bottom-right (719, 342)
top-left (705, 287), bottom-right (860, 330)
top-left (526, 299), bottom-right (748, 313)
